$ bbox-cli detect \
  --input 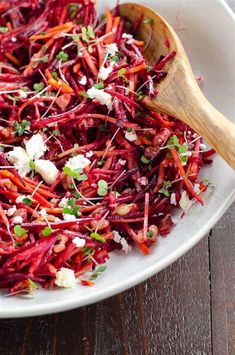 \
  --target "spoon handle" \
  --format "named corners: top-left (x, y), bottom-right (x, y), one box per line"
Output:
top-left (180, 90), bottom-right (235, 170)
